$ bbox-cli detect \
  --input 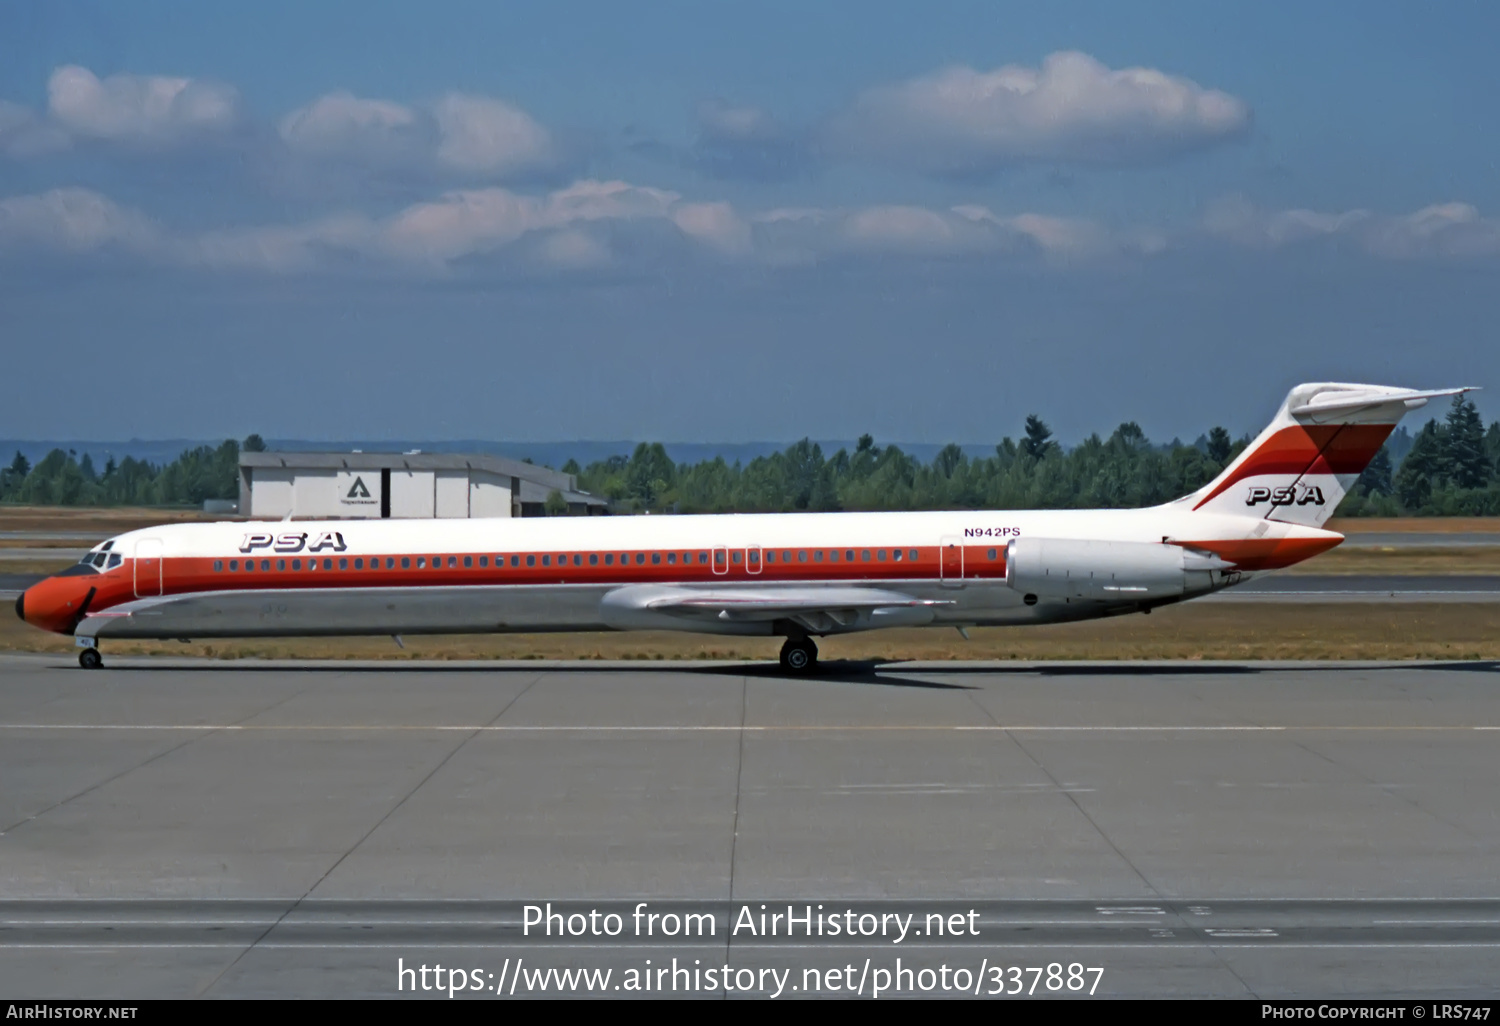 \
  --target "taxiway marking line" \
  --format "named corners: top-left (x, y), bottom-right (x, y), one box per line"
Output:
top-left (0, 724), bottom-right (1496, 732)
